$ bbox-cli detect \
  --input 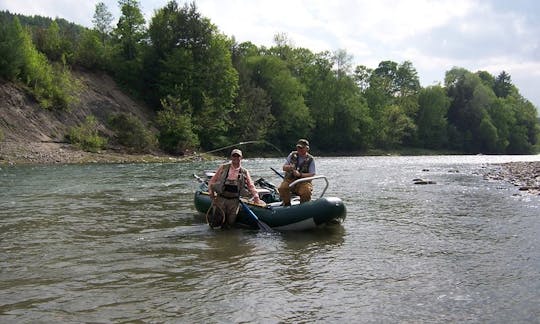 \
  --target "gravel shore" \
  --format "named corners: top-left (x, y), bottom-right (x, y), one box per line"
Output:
top-left (0, 141), bottom-right (197, 165)
top-left (484, 161), bottom-right (540, 195)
